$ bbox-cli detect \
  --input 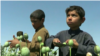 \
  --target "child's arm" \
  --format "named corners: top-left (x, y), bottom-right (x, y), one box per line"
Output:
top-left (19, 30), bottom-right (49, 50)
top-left (76, 33), bottom-right (97, 56)
top-left (45, 35), bottom-right (55, 49)
top-left (45, 32), bottom-right (61, 49)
